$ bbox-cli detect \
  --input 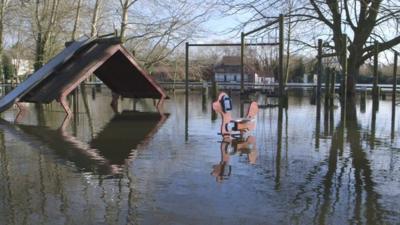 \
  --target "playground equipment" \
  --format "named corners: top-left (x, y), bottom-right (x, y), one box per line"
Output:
top-left (212, 92), bottom-right (258, 136)
top-left (0, 35), bottom-right (167, 117)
